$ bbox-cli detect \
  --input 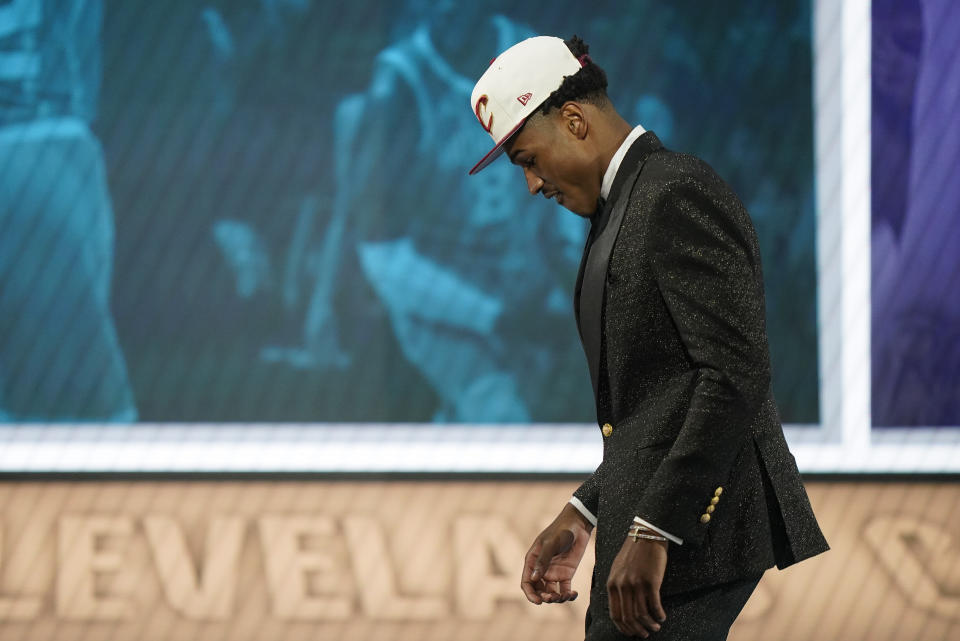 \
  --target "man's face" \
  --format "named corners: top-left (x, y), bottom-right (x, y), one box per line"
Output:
top-left (505, 107), bottom-right (600, 217)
